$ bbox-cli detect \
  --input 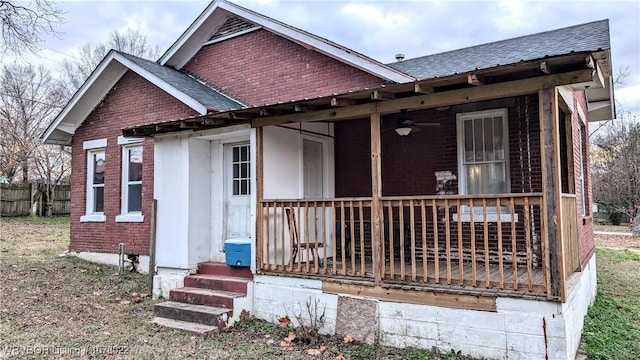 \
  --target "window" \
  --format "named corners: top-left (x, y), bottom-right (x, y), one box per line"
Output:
top-left (232, 144), bottom-right (250, 196)
top-left (456, 109), bottom-right (514, 222)
top-left (457, 108), bottom-right (509, 195)
top-left (117, 136), bottom-right (144, 222)
top-left (81, 138), bottom-right (107, 222)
